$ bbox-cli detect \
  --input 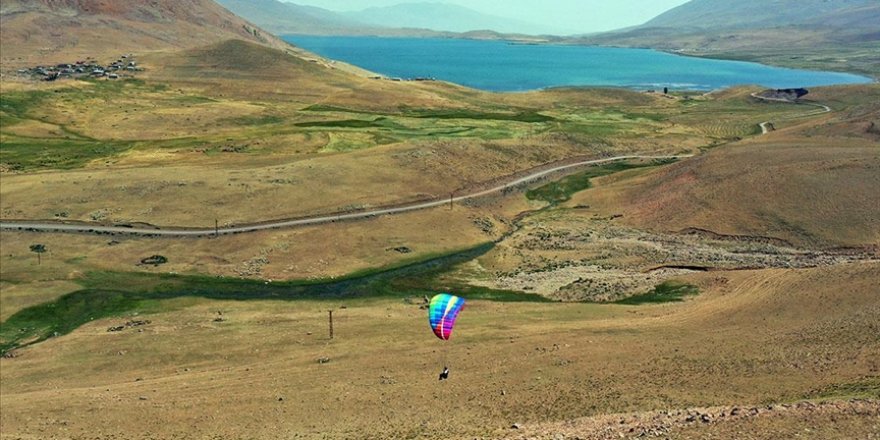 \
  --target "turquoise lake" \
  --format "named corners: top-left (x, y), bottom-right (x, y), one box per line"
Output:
top-left (283, 35), bottom-right (872, 92)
